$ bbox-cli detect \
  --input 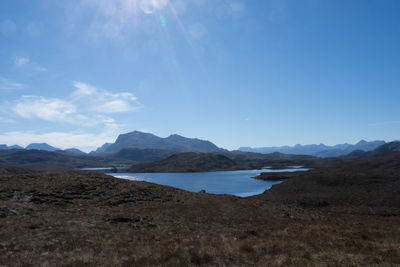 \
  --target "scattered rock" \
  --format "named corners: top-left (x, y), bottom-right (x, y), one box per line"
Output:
top-left (12, 192), bottom-right (32, 203)
top-left (110, 217), bottom-right (140, 224)
top-left (245, 230), bottom-right (258, 236)
top-left (10, 209), bottom-right (19, 215)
